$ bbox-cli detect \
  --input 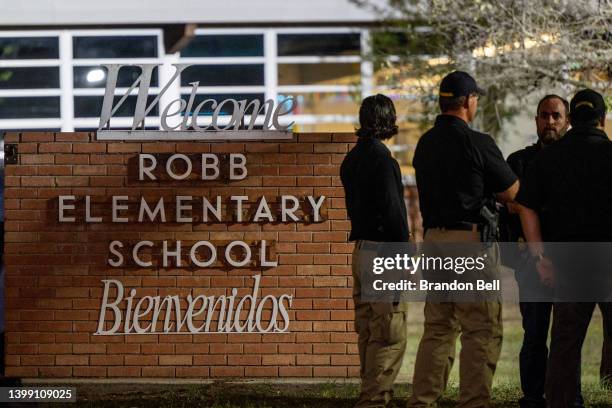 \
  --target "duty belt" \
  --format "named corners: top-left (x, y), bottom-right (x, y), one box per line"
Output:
top-left (356, 240), bottom-right (379, 251)
top-left (428, 222), bottom-right (483, 233)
